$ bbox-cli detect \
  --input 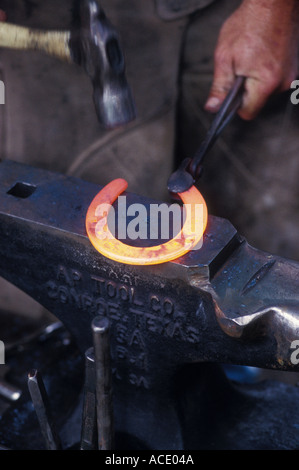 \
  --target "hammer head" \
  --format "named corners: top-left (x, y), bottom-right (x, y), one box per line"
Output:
top-left (70, 0), bottom-right (136, 129)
